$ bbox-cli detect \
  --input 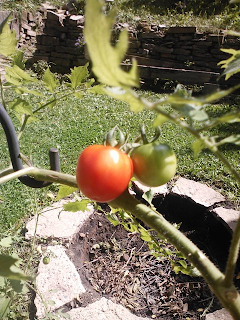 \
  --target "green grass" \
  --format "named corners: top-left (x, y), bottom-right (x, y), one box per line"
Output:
top-left (2, 0), bottom-right (240, 32)
top-left (0, 88), bottom-right (240, 233)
